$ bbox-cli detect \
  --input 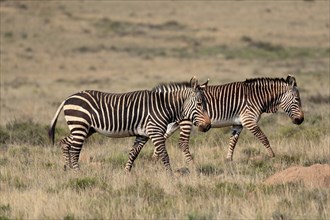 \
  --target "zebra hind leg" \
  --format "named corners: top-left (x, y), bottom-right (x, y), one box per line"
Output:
top-left (125, 136), bottom-right (149, 172)
top-left (60, 136), bottom-right (74, 171)
top-left (226, 125), bottom-right (243, 161)
top-left (68, 134), bottom-right (87, 172)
